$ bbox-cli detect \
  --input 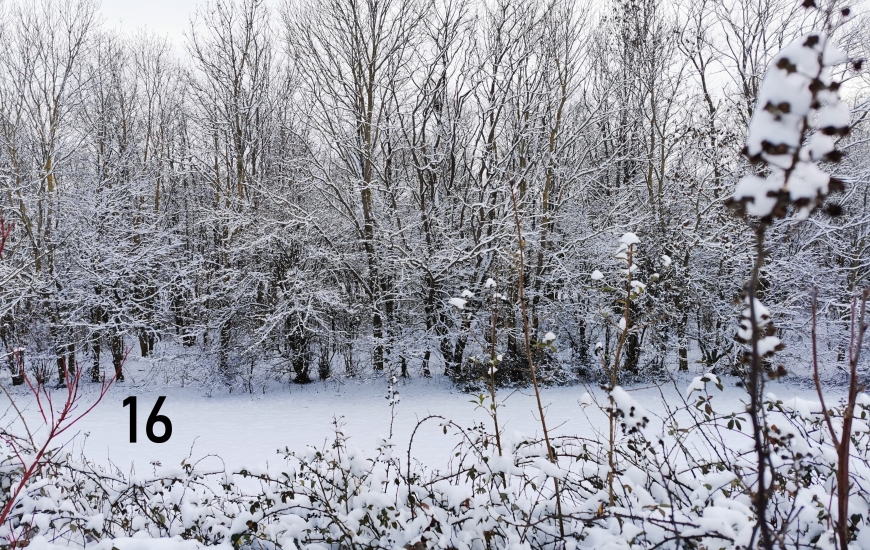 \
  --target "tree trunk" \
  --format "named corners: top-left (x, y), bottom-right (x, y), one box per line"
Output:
top-left (318, 349), bottom-right (331, 381)
top-left (372, 309), bottom-right (384, 371)
top-left (421, 349), bottom-right (432, 378)
top-left (56, 343), bottom-right (69, 387)
top-left (110, 334), bottom-right (125, 381)
top-left (678, 311), bottom-right (689, 371)
top-left (91, 336), bottom-right (101, 383)
top-left (138, 329), bottom-right (155, 357)
top-left (1, 320), bottom-right (23, 386)
top-left (67, 343), bottom-right (75, 376)
top-left (575, 318), bottom-right (589, 376)
top-left (625, 332), bottom-right (641, 376)
top-left (452, 336), bottom-right (467, 376)
top-left (10, 348), bottom-right (24, 386)
top-left (219, 322), bottom-right (232, 383)
top-left (440, 336), bottom-right (456, 377)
